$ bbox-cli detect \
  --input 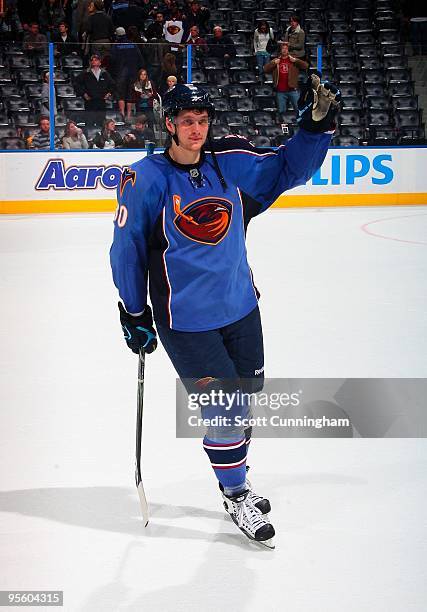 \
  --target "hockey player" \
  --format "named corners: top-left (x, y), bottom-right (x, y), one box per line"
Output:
top-left (110, 78), bottom-right (340, 548)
